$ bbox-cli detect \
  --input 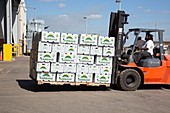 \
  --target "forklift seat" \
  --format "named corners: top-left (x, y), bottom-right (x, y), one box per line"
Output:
top-left (139, 58), bottom-right (161, 67)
